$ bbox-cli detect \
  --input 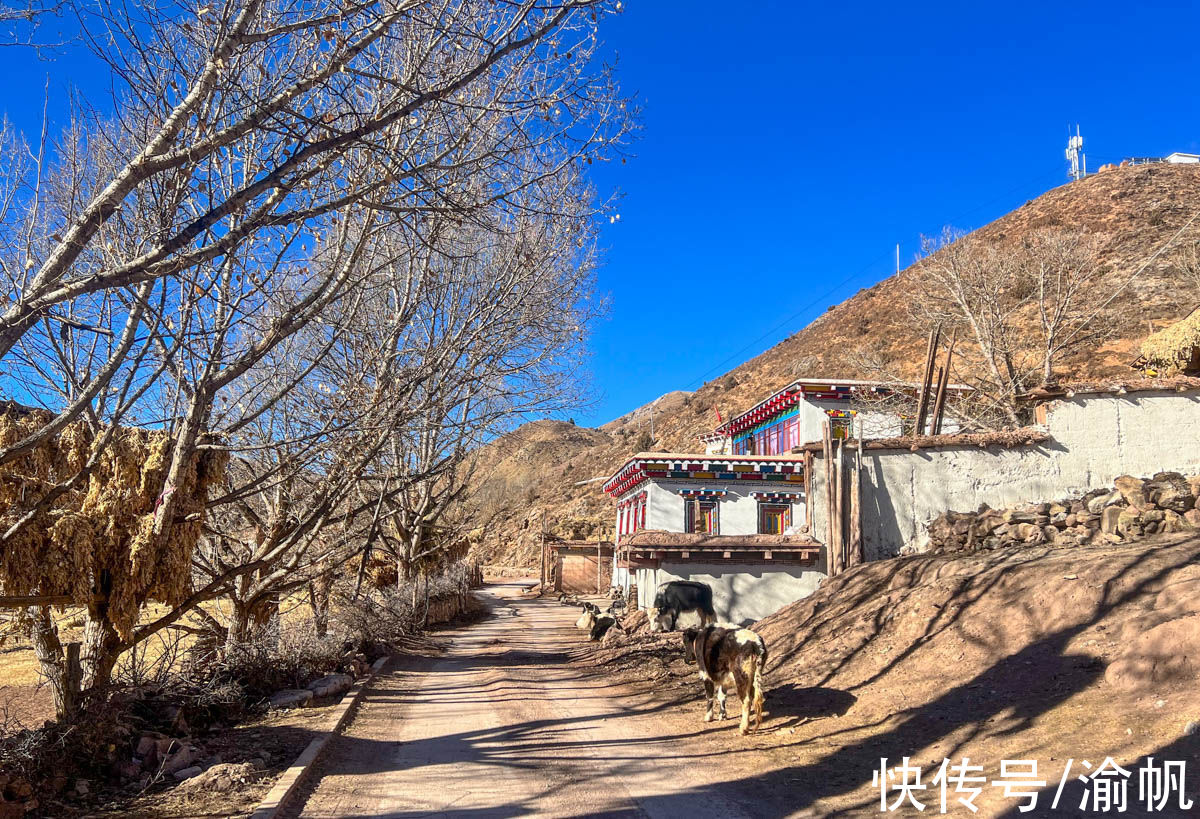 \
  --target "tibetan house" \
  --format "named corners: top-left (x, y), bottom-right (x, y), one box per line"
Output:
top-left (702, 377), bottom-right (971, 456)
top-left (603, 451), bottom-right (822, 624)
